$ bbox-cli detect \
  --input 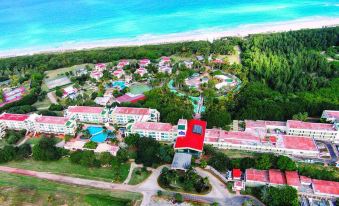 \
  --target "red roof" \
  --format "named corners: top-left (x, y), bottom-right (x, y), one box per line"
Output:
top-left (300, 176), bottom-right (312, 184)
top-left (285, 171), bottom-right (300, 187)
top-left (115, 94), bottom-right (145, 104)
top-left (132, 122), bottom-right (174, 132)
top-left (0, 113), bottom-right (29, 121)
top-left (287, 120), bottom-right (335, 131)
top-left (233, 169), bottom-right (241, 179)
top-left (174, 119), bottom-right (206, 152)
top-left (67, 106), bottom-right (104, 114)
top-left (269, 169), bottom-right (287, 185)
top-left (246, 169), bottom-right (269, 183)
top-left (113, 107), bottom-right (150, 115)
top-left (282, 135), bottom-right (318, 151)
top-left (35, 116), bottom-right (69, 125)
top-left (312, 179), bottom-right (339, 196)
